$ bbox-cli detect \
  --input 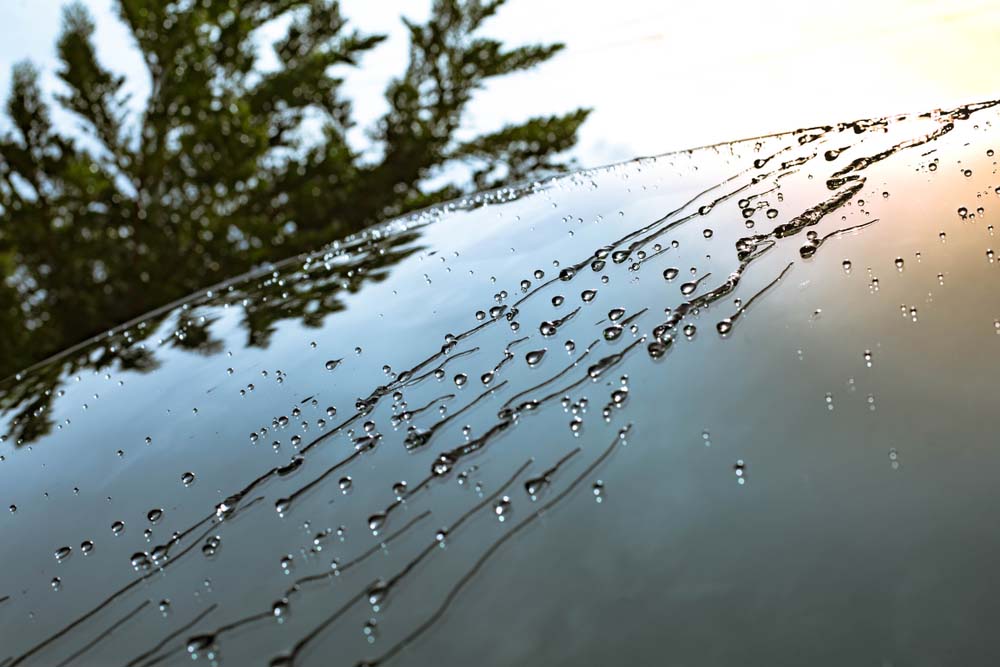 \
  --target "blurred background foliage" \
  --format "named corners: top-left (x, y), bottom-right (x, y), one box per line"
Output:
top-left (0, 0), bottom-right (589, 379)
